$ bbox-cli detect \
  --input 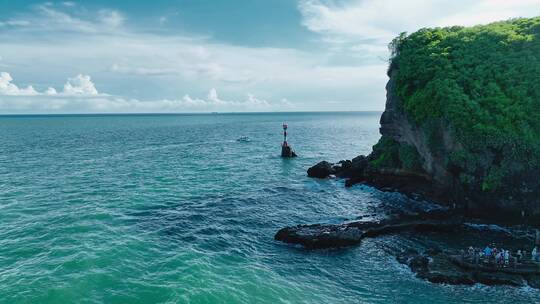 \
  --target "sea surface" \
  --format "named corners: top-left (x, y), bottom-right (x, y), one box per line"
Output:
top-left (0, 112), bottom-right (538, 303)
